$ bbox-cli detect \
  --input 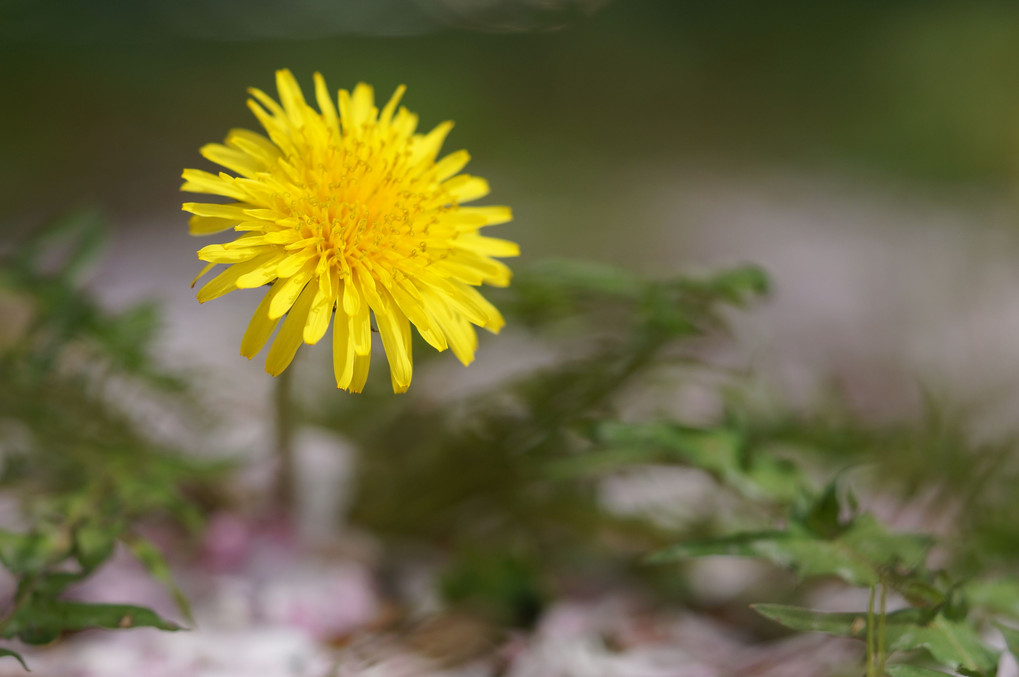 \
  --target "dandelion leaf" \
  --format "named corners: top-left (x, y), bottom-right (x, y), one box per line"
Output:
top-left (2, 600), bottom-right (181, 644)
top-left (753, 605), bottom-right (999, 676)
top-left (651, 514), bottom-right (932, 586)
